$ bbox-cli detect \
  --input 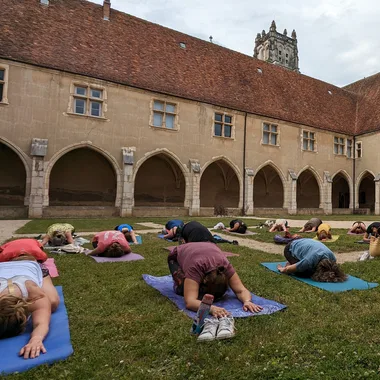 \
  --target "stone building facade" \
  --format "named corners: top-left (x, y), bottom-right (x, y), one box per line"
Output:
top-left (0, 0), bottom-right (379, 218)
